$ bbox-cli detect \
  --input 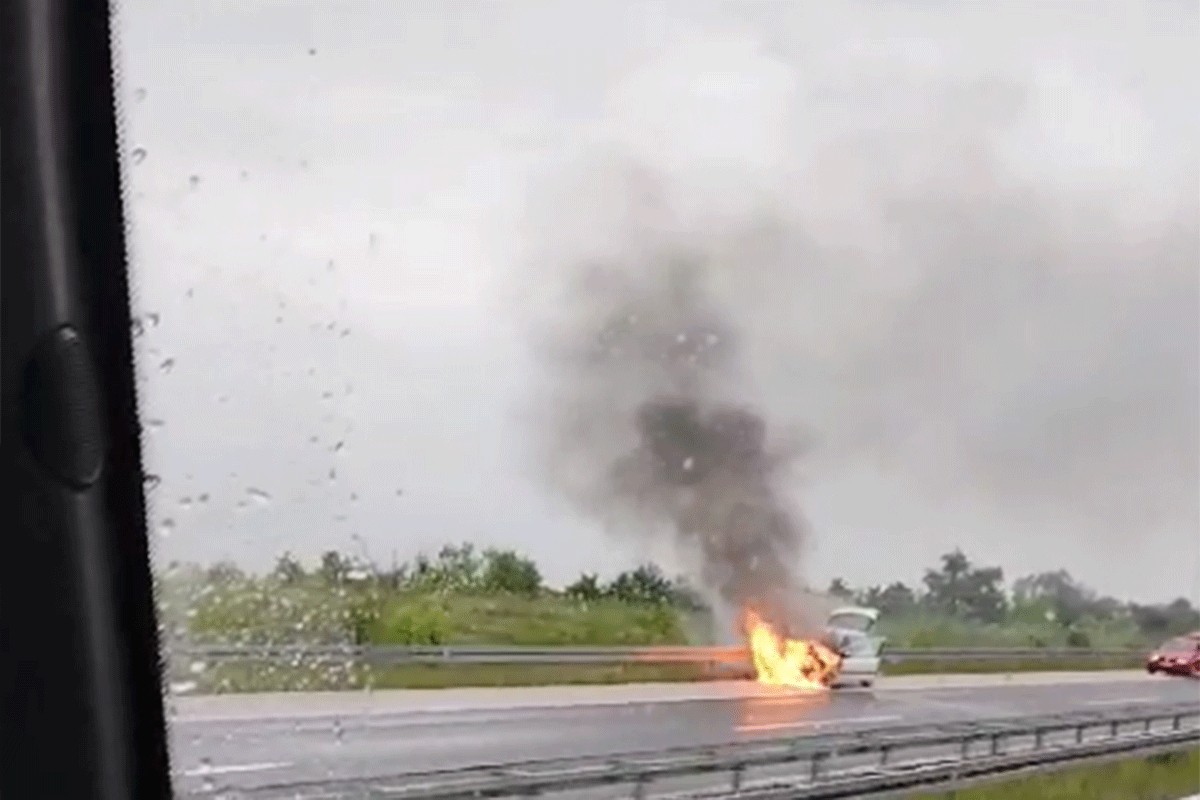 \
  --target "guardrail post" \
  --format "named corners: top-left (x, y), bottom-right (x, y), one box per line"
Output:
top-left (731, 764), bottom-right (744, 792)
top-left (960, 736), bottom-right (971, 759)
top-left (1033, 728), bottom-right (1044, 750)
top-left (1173, 715), bottom-right (1181, 731)
top-left (880, 744), bottom-right (891, 766)
top-left (632, 776), bottom-right (647, 800)
top-left (990, 733), bottom-right (1003, 756)
top-left (1110, 721), bottom-right (1119, 737)
top-left (1144, 718), bottom-right (1152, 733)
top-left (1075, 724), bottom-right (1084, 744)
top-left (811, 752), bottom-right (827, 782)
